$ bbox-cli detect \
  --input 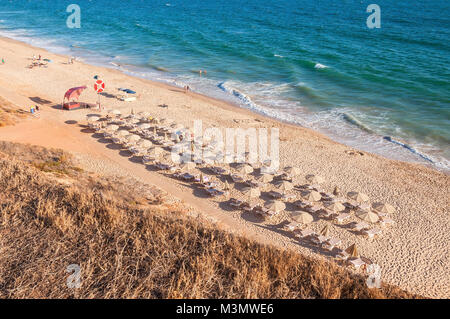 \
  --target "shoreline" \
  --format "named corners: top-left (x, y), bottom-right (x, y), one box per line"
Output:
top-left (0, 35), bottom-right (449, 298)
top-left (0, 35), bottom-right (446, 173)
